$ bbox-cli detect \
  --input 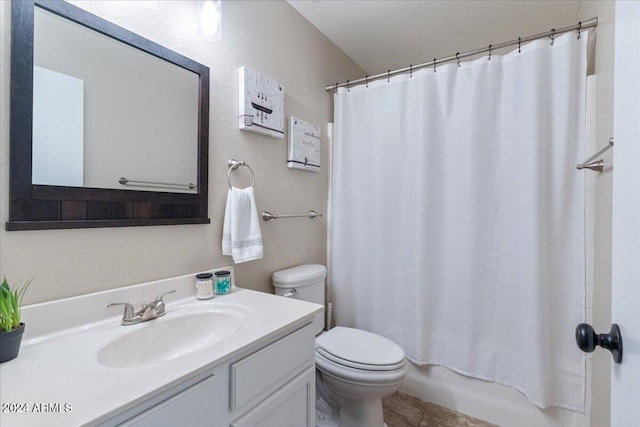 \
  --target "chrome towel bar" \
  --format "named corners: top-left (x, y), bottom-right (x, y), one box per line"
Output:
top-left (118, 177), bottom-right (196, 190)
top-left (577, 137), bottom-right (614, 172)
top-left (262, 210), bottom-right (322, 221)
